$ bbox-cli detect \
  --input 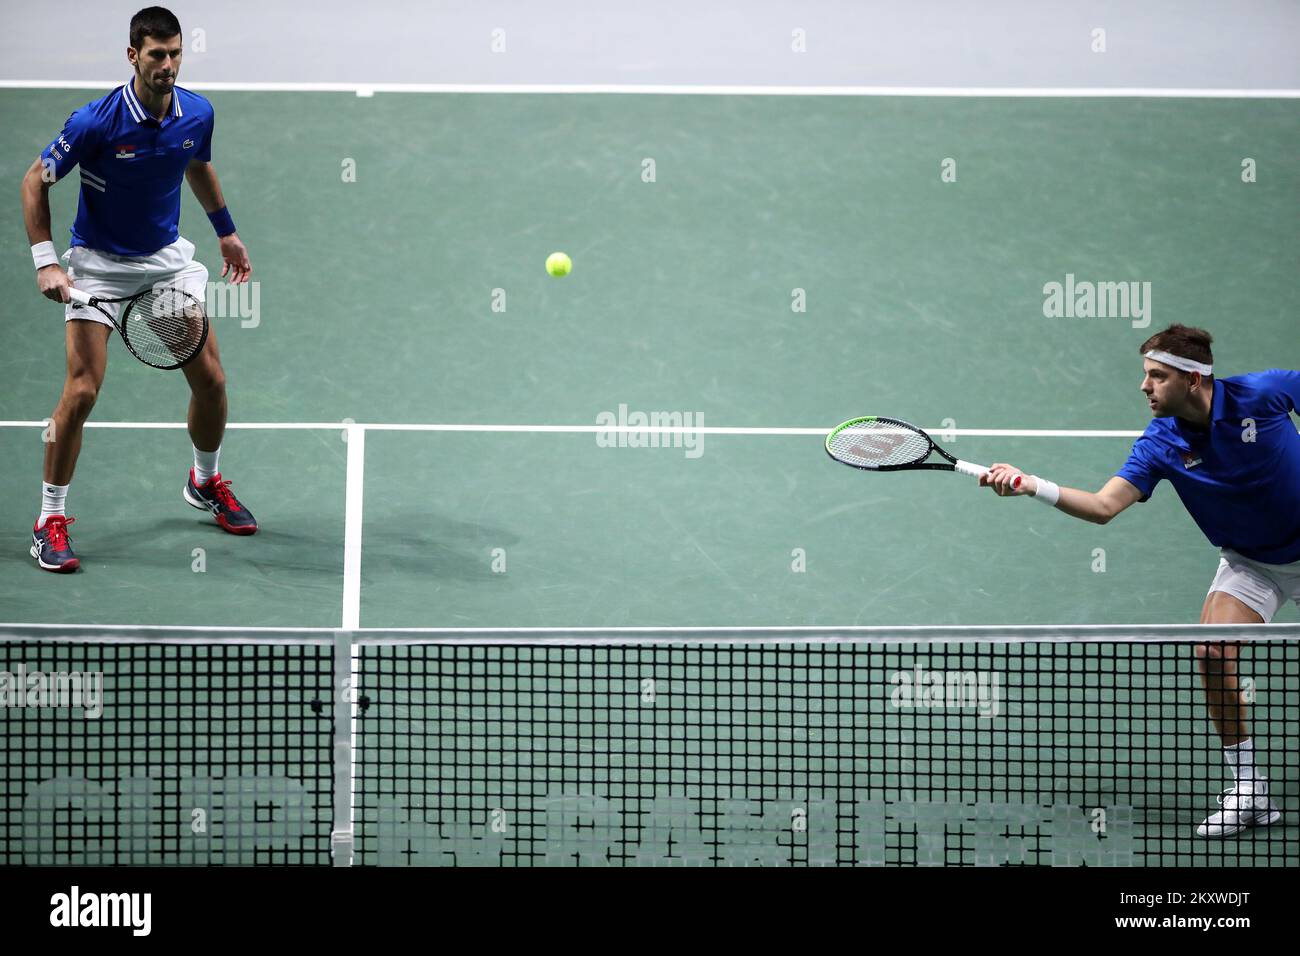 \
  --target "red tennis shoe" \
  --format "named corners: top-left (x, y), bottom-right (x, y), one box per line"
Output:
top-left (183, 469), bottom-right (258, 534)
top-left (31, 515), bottom-right (80, 572)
